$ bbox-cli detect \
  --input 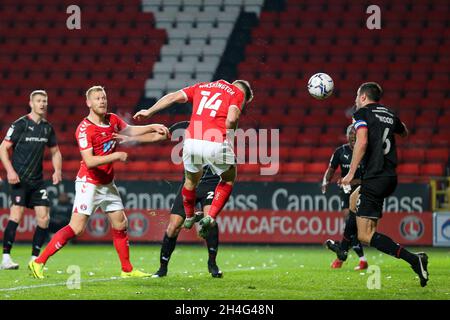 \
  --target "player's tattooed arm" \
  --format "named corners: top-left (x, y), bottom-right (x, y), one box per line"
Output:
top-left (133, 91), bottom-right (187, 121)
